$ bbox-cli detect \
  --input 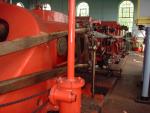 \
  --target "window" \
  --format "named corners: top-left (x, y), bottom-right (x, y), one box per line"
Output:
top-left (16, 2), bottom-right (24, 8)
top-left (42, 3), bottom-right (51, 10)
top-left (119, 1), bottom-right (134, 32)
top-left (77, 2), bottom-right (89, 16)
